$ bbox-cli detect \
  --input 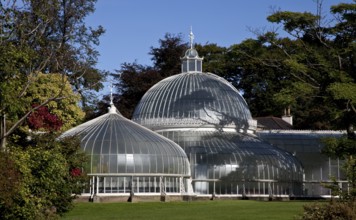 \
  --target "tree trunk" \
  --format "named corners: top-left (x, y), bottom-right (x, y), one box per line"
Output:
top-left (0, 114), bottom-right (6, 151)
